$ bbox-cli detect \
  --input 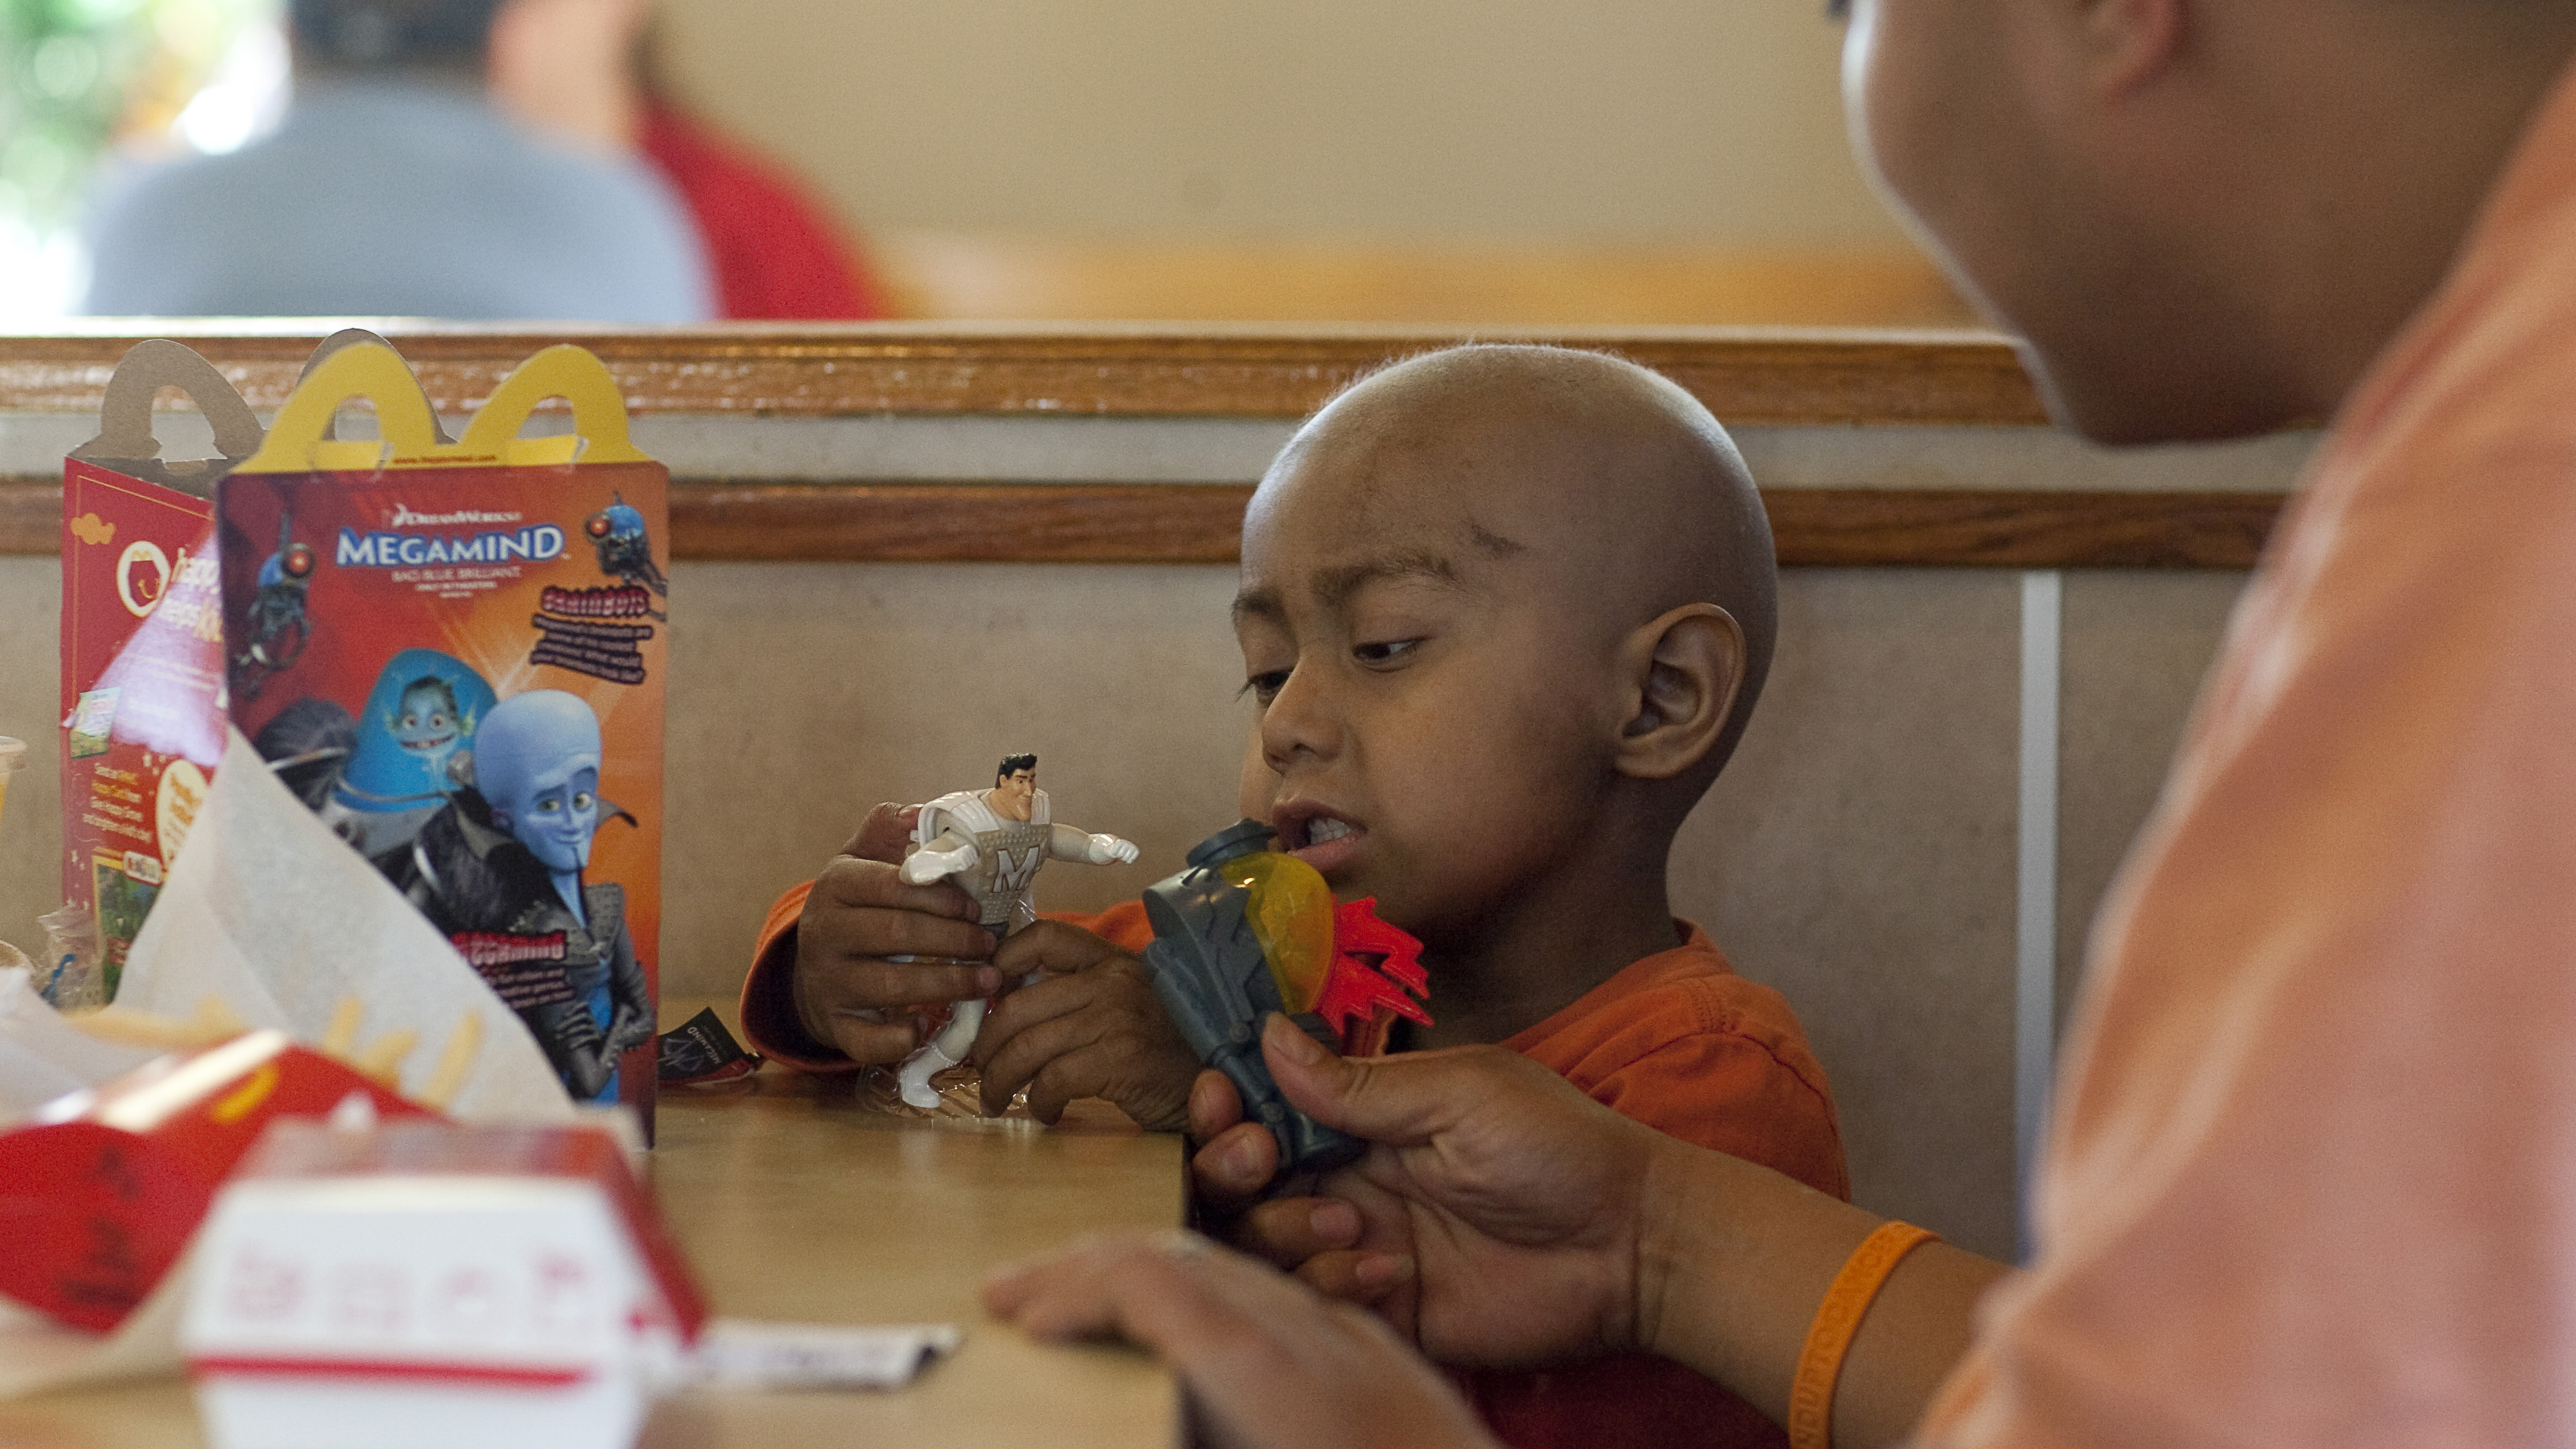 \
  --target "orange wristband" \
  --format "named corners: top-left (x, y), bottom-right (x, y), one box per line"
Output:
top-left (1787, 1220), bottom-right (1940, 1449)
